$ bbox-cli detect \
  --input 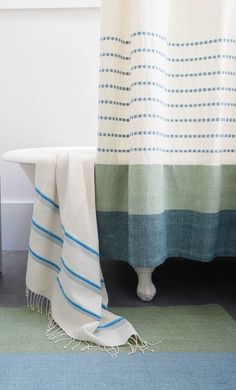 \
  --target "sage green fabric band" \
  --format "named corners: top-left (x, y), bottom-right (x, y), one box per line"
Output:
top-left (95, 165), bottom-right (236, 214)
